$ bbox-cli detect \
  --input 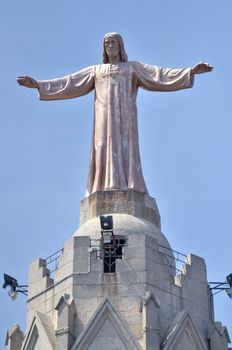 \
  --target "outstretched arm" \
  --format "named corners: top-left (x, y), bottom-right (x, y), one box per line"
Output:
top-left (190, 62), bottom-right (213, 75)
top-left (135, 61), bottom-right (213, 93)
top-left (17, 67), bottom-right (95, 101)
top-left (135, 62), bottom-right (194, 92)
top-left (17, 76), bottom-right (39, 89)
